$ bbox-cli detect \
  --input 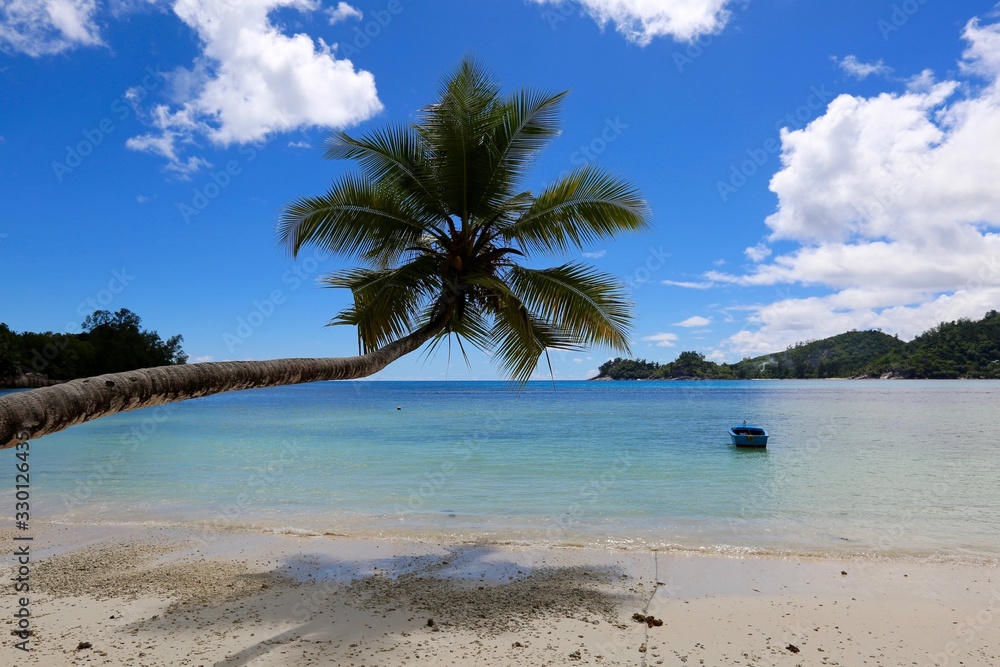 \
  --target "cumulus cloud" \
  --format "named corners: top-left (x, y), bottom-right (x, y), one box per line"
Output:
top-left (675, 316), bottom-right (711, 327)
top-left (744, 242), bottom-right (771, 262)
top-left (643, 332), bottom-right (679, 347)
top-left (582, 249), bottom-right (607, 258)
top-left (0, 0), bottom-right (103, 56)
top-left (713, 17), bottom-right (1000, 358)
top-left (834, 55), bottom-right (892, 79)
top-left (126, 0), bottom-right (382, 175)
top-left (532, 0), bottom-right (735, 44)
top-left (326, 1), bottom-right (361, 24)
